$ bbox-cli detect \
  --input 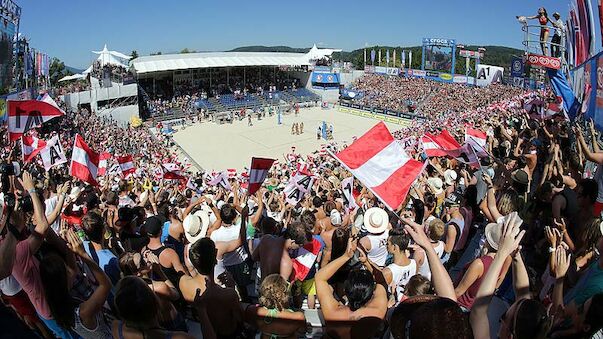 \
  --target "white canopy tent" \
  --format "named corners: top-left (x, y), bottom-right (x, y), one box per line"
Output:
top-left (305, 44), bottom-right (342, 61)
top-left (92, 44), bottom-right (130, 68)
top-left (58, 73), bottom-right (87, 82)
